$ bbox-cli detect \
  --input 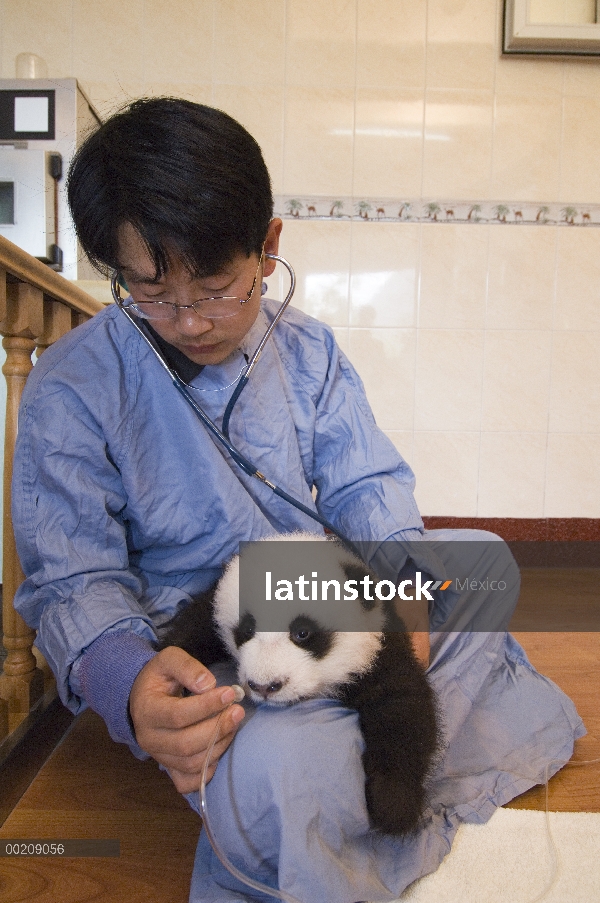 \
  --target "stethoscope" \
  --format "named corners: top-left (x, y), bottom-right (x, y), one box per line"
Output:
top-left (110, 254), bottom-right (358, 551)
